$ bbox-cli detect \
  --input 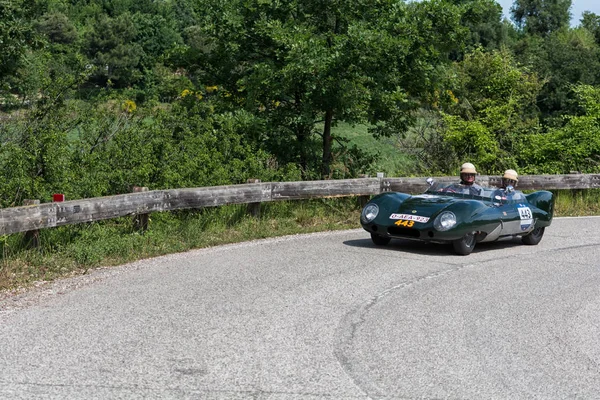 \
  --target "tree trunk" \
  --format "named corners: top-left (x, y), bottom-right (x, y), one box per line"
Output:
top-left (294, 91), bottom-right (310, 178)
top-left (296, 125), bottom-right (309, 177)
top-left (321, 109), bottom-right (333, 179)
